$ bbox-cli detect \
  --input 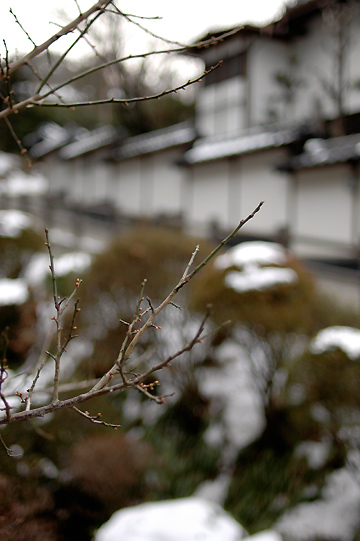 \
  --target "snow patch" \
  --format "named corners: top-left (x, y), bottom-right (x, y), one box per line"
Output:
top-left (215, 242), bottom-right (297, 293)
top-left (247, 532), bottom-right (283, 541)
top-left (0, 171), bottom-right (48, 196)
top-left (294, 441), bottom-right (330, 470)
top-left (310, 326), bottom-right (360, 360)
top-left (0, 210), bottom-right (33, 238)
top-left (215, 241), bottom-right (288, 270)
top-left (25, 251), bottom-right (92, 286)
top-left (0, 278), bottom-right (28, 305)
top-left (276, 457), bottom-right (360, 540)
top-left (0, 151), bottom-right (19, 176)
top-left (225, 267), bottom-right (298, 293)
top-left (95, 497), bottom-right (247, 541)
top-left (199, 339), bottom-right (265, 450)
